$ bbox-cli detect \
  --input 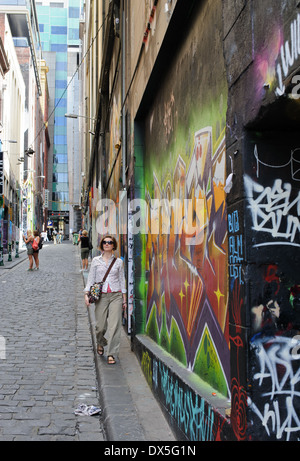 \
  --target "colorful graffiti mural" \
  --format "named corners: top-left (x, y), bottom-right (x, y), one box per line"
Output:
top-left (144, 122), bottom-right (230, 397)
